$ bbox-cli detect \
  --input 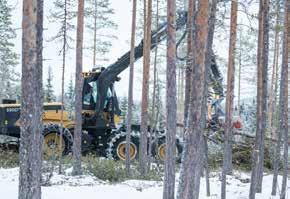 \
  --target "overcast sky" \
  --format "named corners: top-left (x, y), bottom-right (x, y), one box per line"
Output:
top-left (11, 0), bottom-right (140, 98)
top-left (9, 0), bottom-right (260, 102)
